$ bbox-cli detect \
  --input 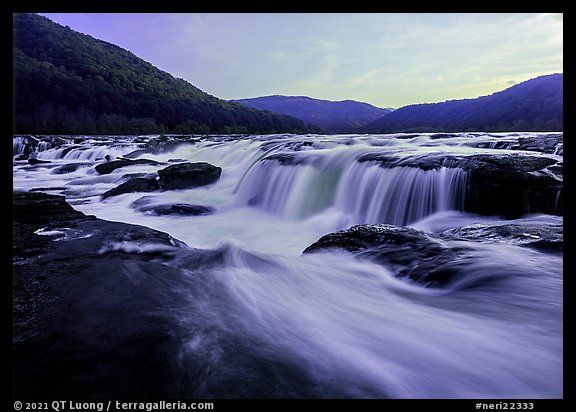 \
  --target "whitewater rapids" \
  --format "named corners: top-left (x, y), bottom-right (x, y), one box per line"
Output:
top-left (13, 133), bottom-right (563, 398)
